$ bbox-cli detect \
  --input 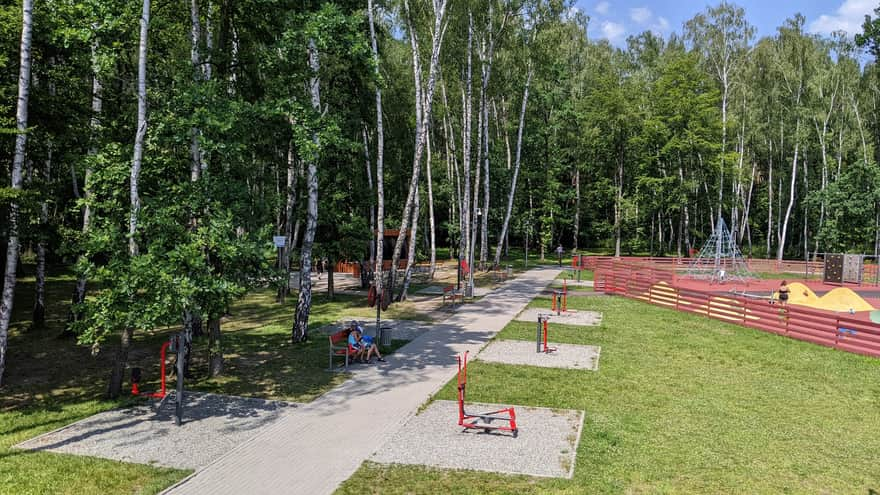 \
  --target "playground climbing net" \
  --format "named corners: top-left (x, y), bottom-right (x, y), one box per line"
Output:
top-left (685, 216), bottom-right (755, 283)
